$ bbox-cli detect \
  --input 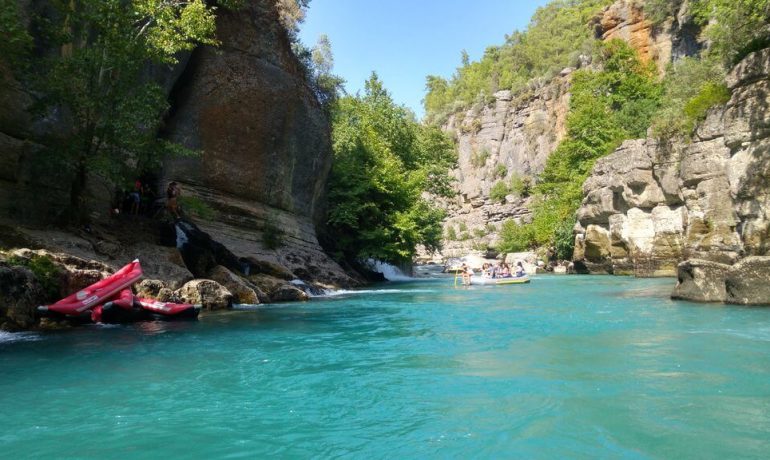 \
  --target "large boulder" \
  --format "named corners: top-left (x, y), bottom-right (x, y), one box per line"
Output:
top-left (725, 256), bottom-right (770, 305)
top-left (134, 279), bottom-right (179, 303)
top-left (208, 265), bottom-right (261, 305)
top-left (270, 284), bottom-right (309, 302)
top-left (248, 273), bottom-right (308, 302)
top-left (671, 259), bottom-right (730, 303)
top-left (174, 280), bottom-right (233, 310)
top-left (0, 264), bottom-right (44, 331)
top-left (9, 249), bottom-right (112, 296)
